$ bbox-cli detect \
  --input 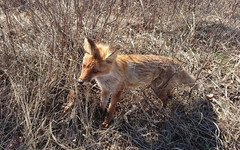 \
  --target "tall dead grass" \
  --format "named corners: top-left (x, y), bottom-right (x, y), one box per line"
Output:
top-left (0, 0), bottom-right (239, 149)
